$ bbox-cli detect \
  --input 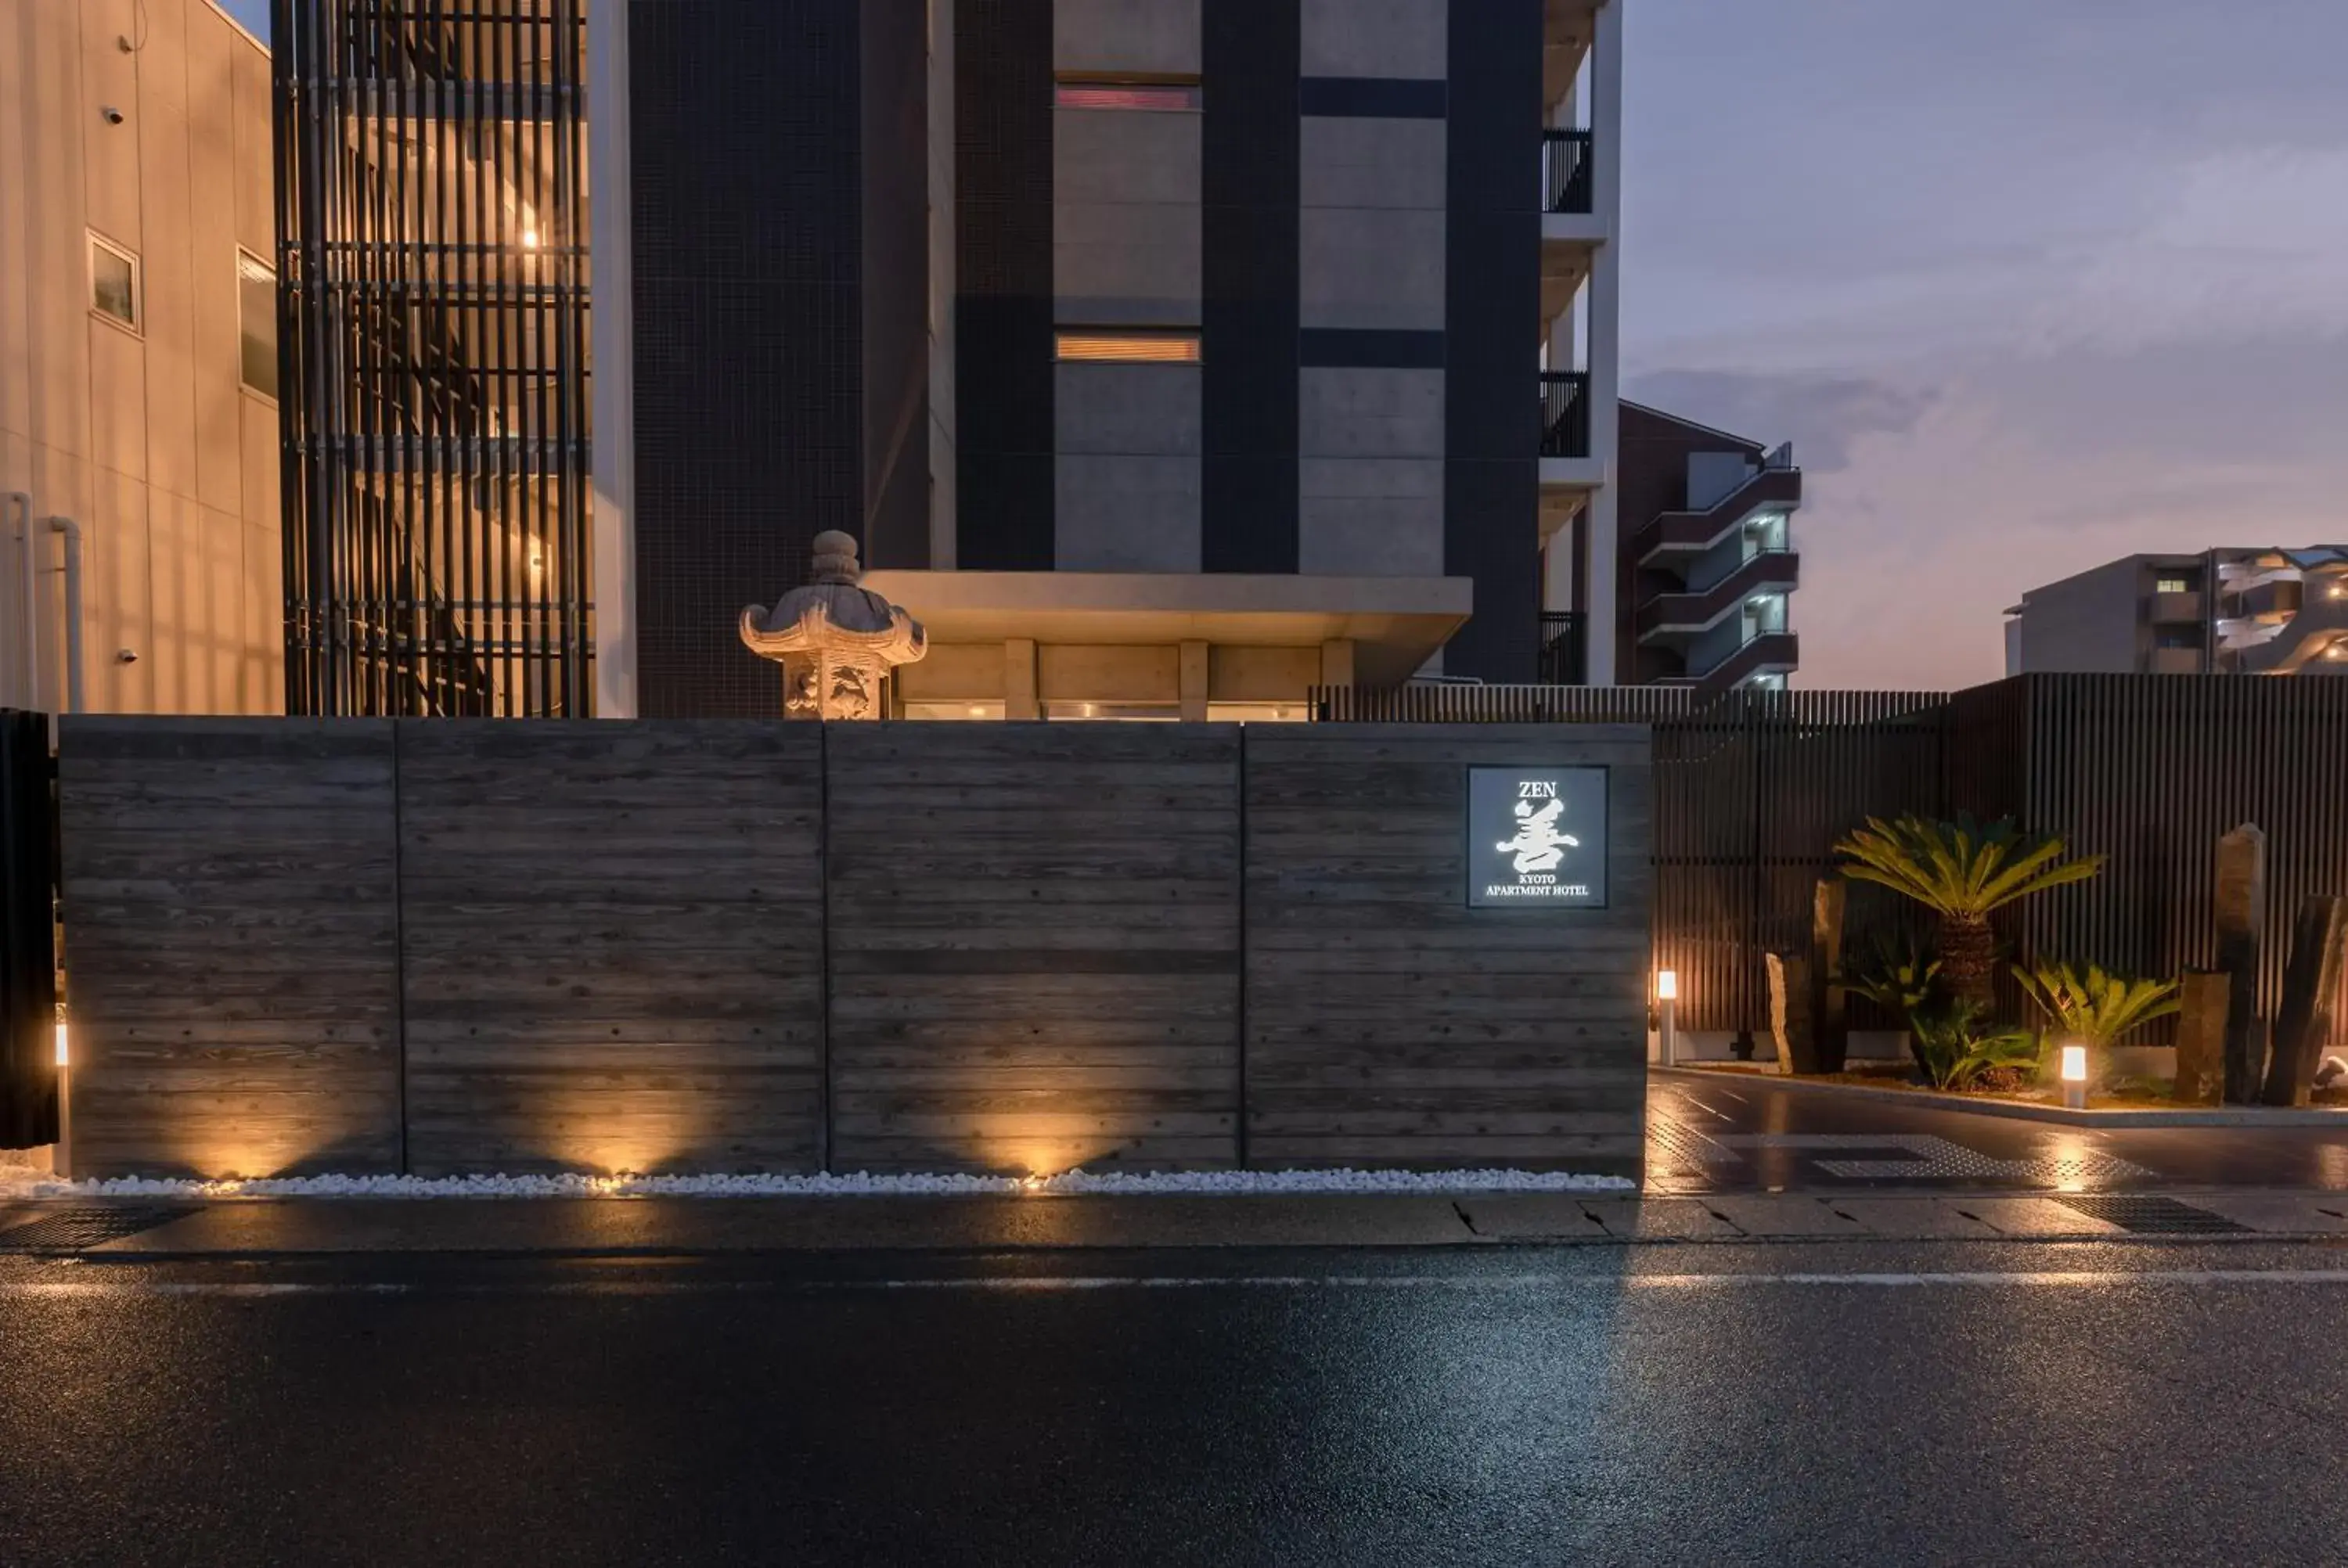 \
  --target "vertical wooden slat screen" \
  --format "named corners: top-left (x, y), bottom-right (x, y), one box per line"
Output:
top-left (278, 0), bottom-right (594, 717)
